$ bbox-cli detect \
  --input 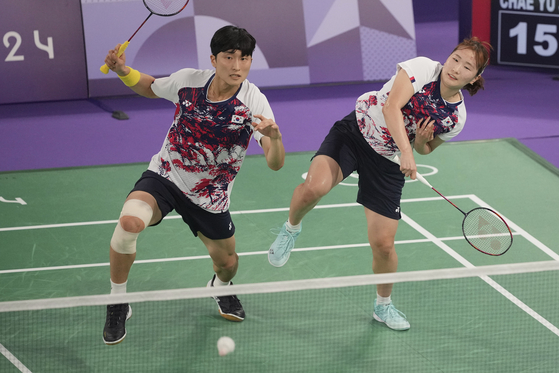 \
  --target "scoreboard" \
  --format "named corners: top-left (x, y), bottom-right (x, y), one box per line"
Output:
top-left (491, 0), bottom-right (559, 69)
